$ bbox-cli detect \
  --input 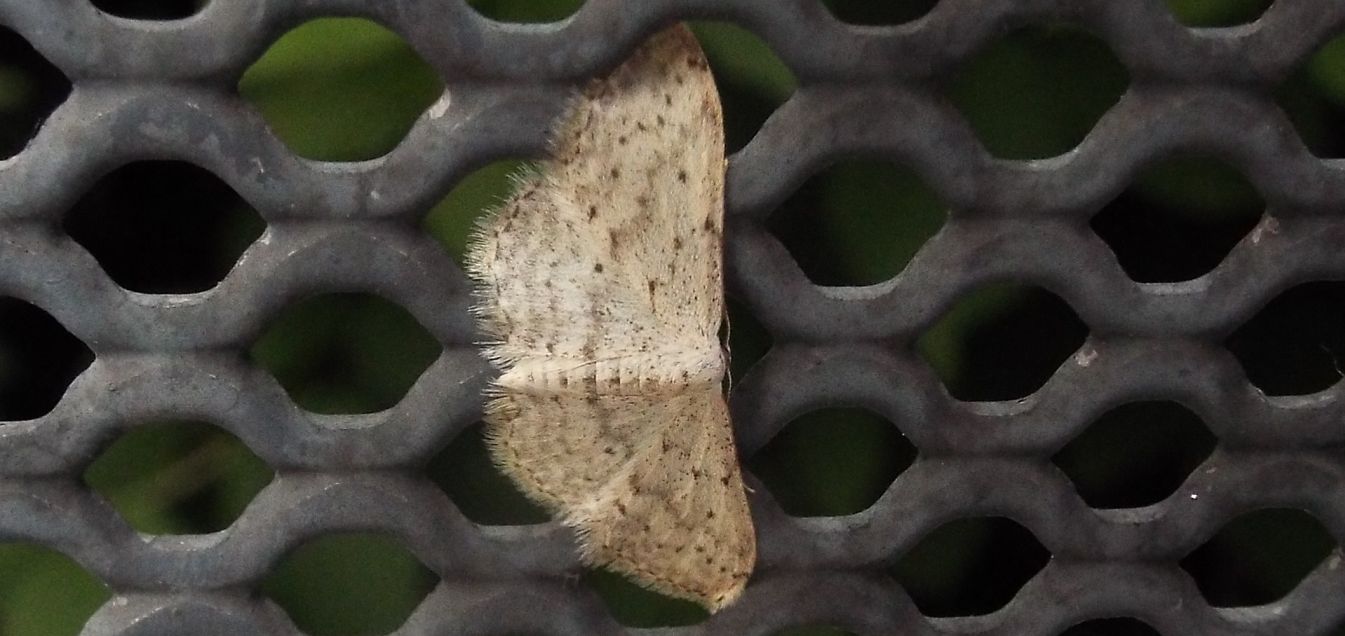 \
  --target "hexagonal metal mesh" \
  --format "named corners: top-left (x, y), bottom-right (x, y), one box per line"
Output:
top-left (3, 0), bottom-right (1345, 634)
